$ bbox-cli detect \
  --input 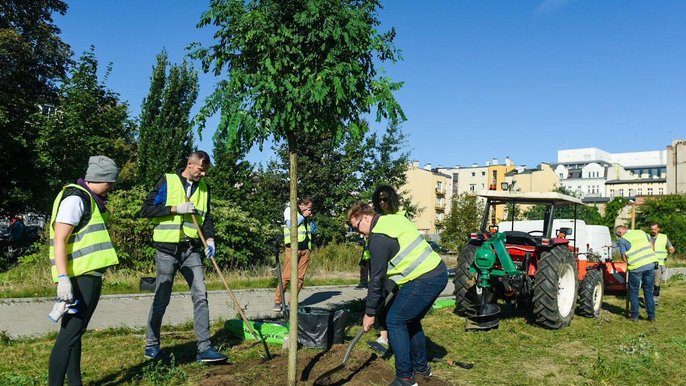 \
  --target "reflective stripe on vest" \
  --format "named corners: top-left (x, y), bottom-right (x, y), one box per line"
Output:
top-left (283, 221), bottom-right (311, 249)
top-left (653, 233), bottom-right (669, 266)
top-left (371, 214), bottom-right (441, 286)
top-left (624, 230), bottom-right (658, 271)
top-left (49, 184), bottom-right (119, 282)
top-left (152, 174), bottom-right (208, 243)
